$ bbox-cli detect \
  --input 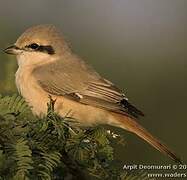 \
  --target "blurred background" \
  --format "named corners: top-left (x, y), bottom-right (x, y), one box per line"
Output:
top-left (0, 0), bottom-right (186, 167)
